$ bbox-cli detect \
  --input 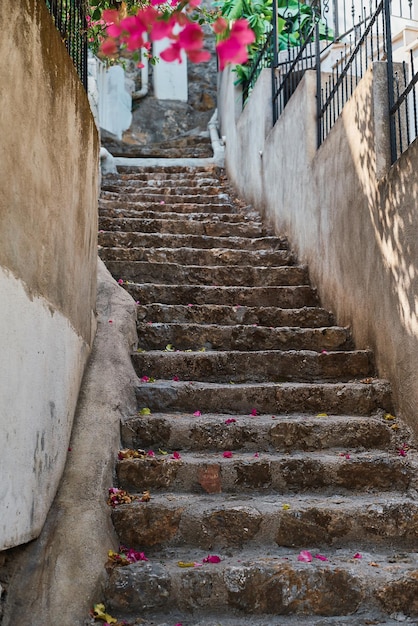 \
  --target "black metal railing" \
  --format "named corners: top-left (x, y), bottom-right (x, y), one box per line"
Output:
top-left (45, 0), bottom-right (88, 90)
top-left (317, 0), bottom-right (386, 145)
top-left (242, 30), bottom-right (274, 107)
